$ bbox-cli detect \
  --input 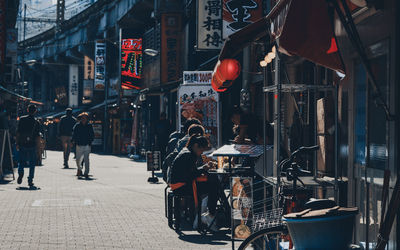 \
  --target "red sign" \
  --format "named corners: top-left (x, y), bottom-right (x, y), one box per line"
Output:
top-left (121, 38), bottom-right (143, 89)
top-left (0, 0), bottom-right (6, 70)
top-left (161, 13), bottom-right (182, 84)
